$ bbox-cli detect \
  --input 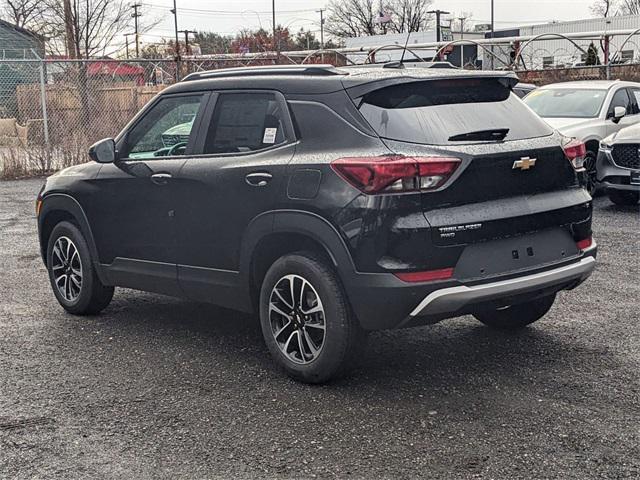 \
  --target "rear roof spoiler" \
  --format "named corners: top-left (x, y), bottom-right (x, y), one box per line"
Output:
top-left (343, 71), bottom-right (520, 99)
